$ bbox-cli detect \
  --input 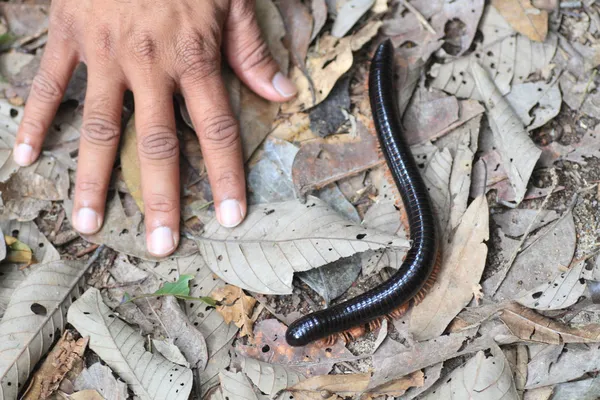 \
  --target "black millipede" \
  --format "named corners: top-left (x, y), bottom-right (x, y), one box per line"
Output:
top-left (285, 39), bottom-right (441, 347)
